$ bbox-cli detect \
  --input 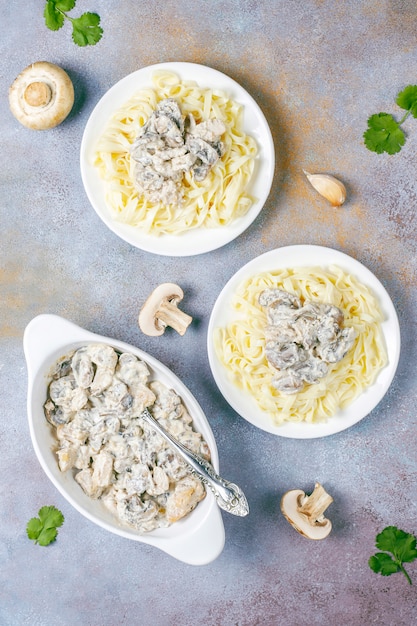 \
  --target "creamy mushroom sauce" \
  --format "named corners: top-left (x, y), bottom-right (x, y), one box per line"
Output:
top-left (130, 97), bottom-right (226, 206)
top-left (44, 344), bottom-right (209, 533)
top-left (259, 289), bottom-right (357, 394)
